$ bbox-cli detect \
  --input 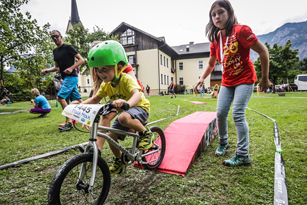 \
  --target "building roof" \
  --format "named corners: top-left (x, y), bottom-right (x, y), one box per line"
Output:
top-left (110, 22), bottom-right (178, 58)
top-left (110, 22), bottom-right (163, 42)
top-left (172, 42), bottom-right (210, 54)
top-left (110, 22), bottom-right (210, 58)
